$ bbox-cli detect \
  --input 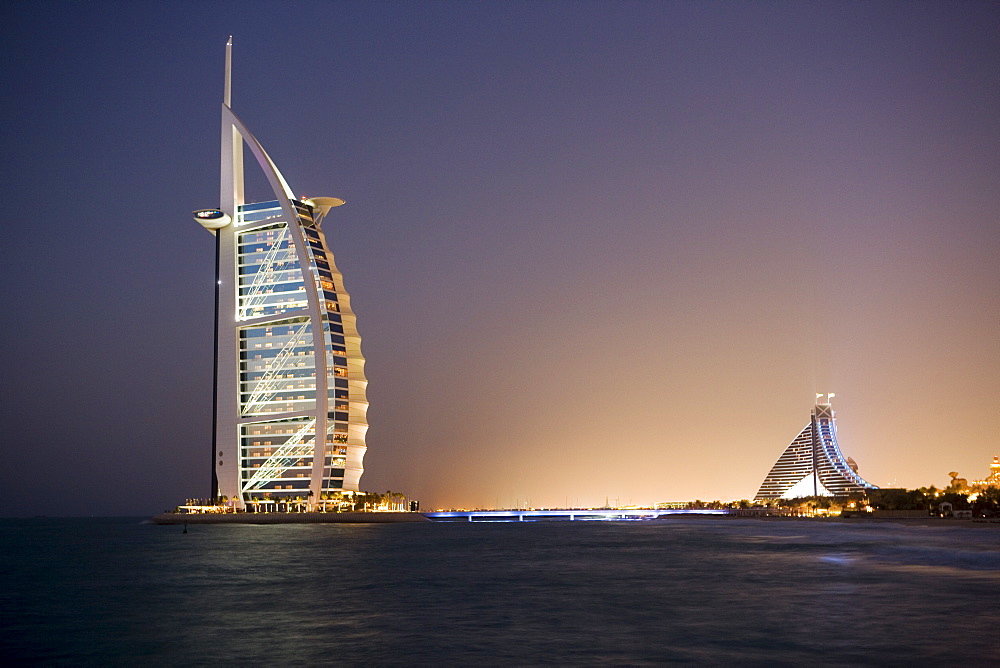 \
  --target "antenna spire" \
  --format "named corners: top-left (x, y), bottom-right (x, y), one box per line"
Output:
top-left (224, 36), bottom-right (233, 107)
